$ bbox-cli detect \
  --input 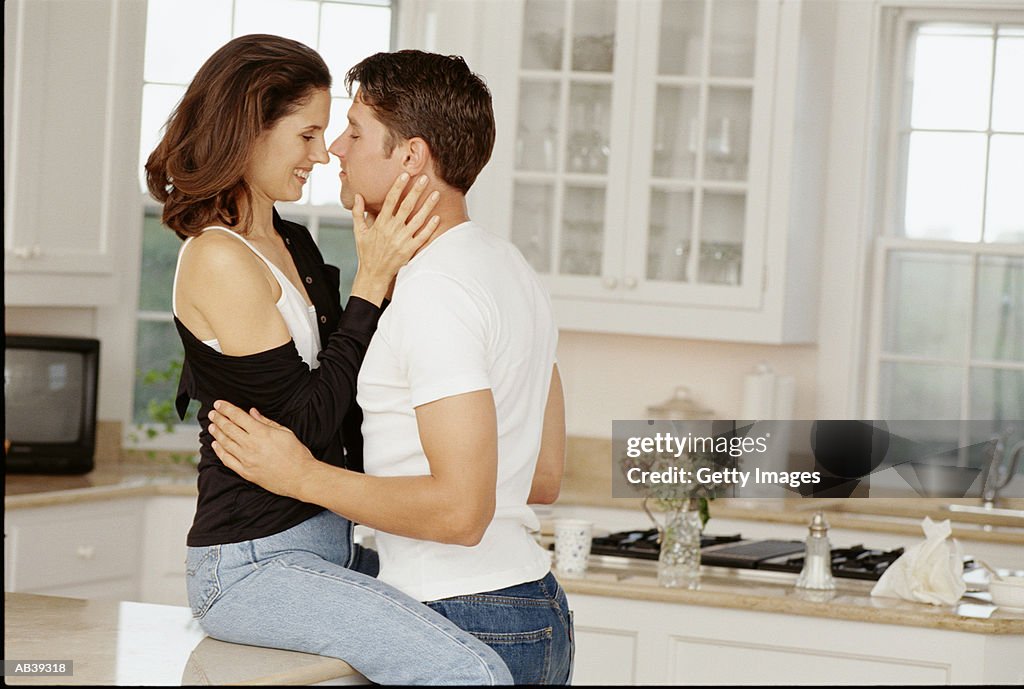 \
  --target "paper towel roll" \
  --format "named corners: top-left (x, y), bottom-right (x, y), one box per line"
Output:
top-left (741, 365), bottom-right (775, 420)
top-left (774, 375), bottom-right (796, 421)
